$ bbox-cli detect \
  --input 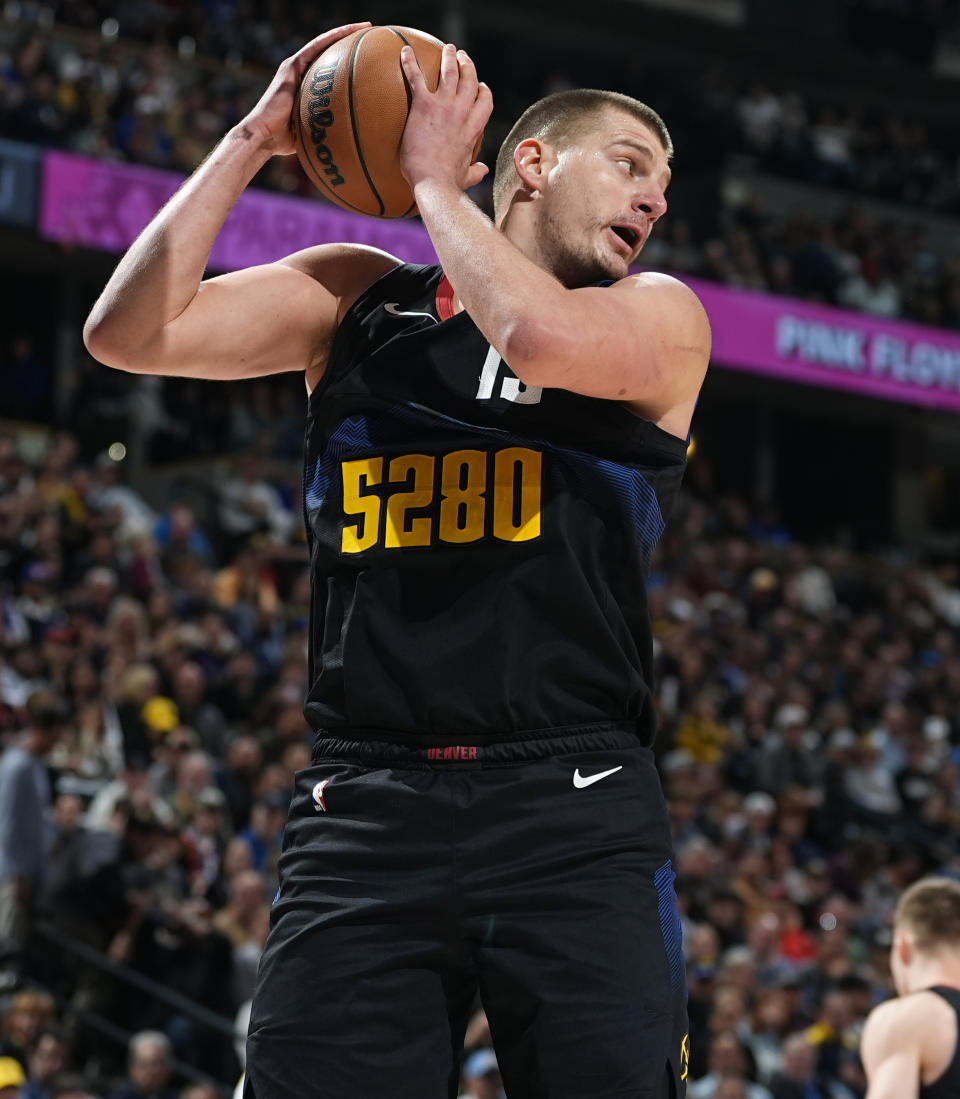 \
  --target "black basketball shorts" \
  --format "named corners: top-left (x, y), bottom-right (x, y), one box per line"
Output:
top-left (244, 723), bottom-right (689, 1098)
